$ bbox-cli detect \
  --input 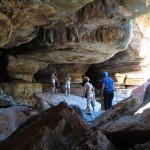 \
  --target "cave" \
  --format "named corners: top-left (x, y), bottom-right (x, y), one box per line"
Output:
top-left (0, 0), bottom-right (150, 150)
